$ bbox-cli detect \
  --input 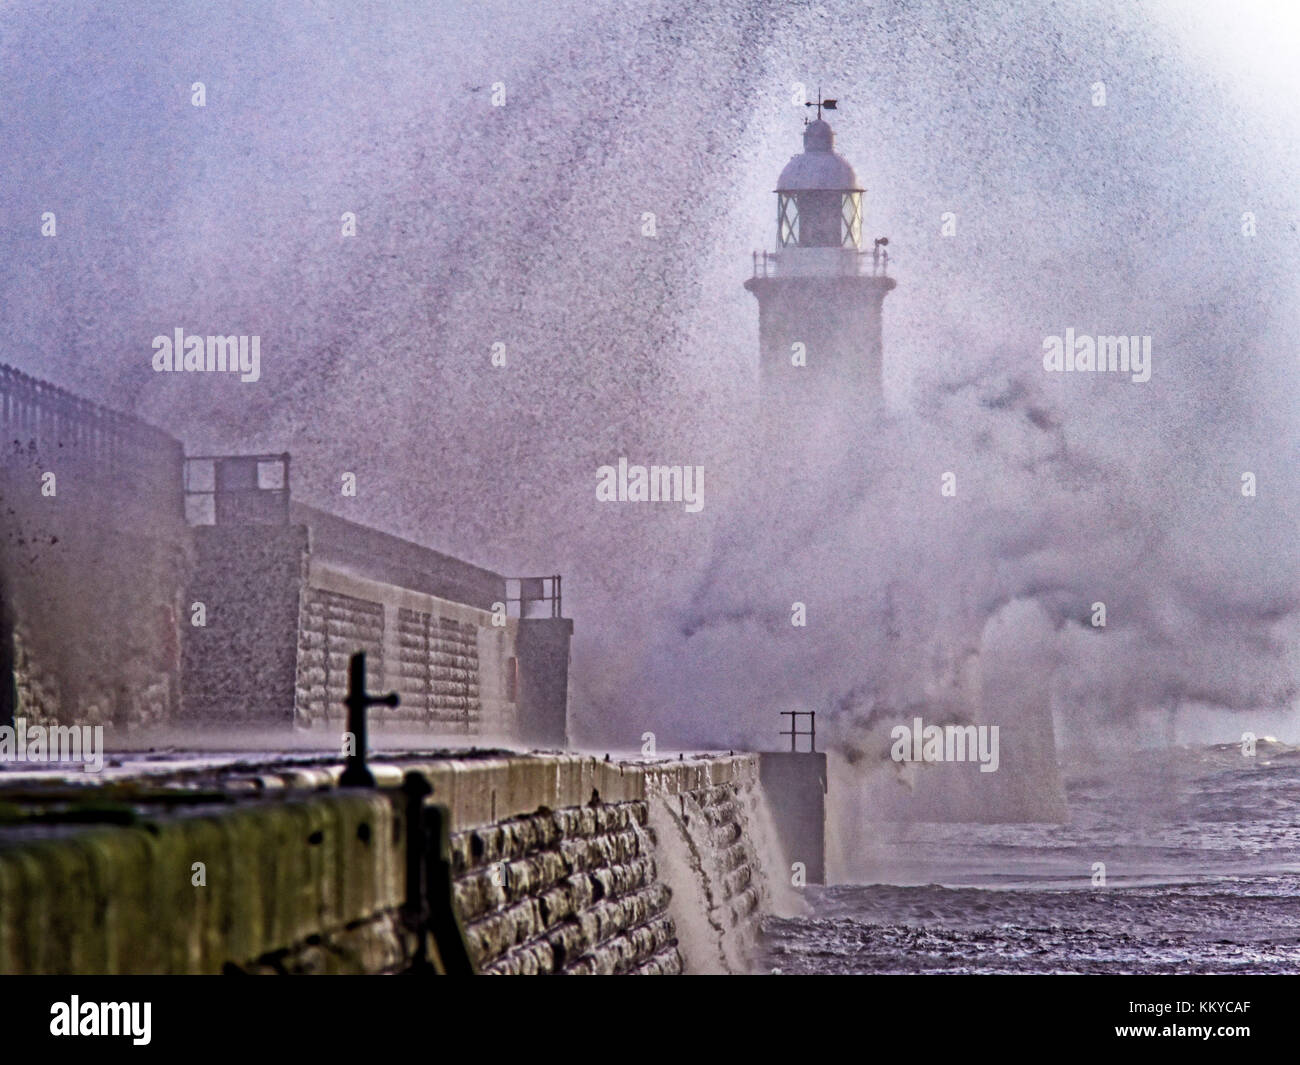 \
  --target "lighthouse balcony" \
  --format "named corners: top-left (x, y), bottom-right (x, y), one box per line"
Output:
top-left (751, 245), bottom-right (890, 280)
